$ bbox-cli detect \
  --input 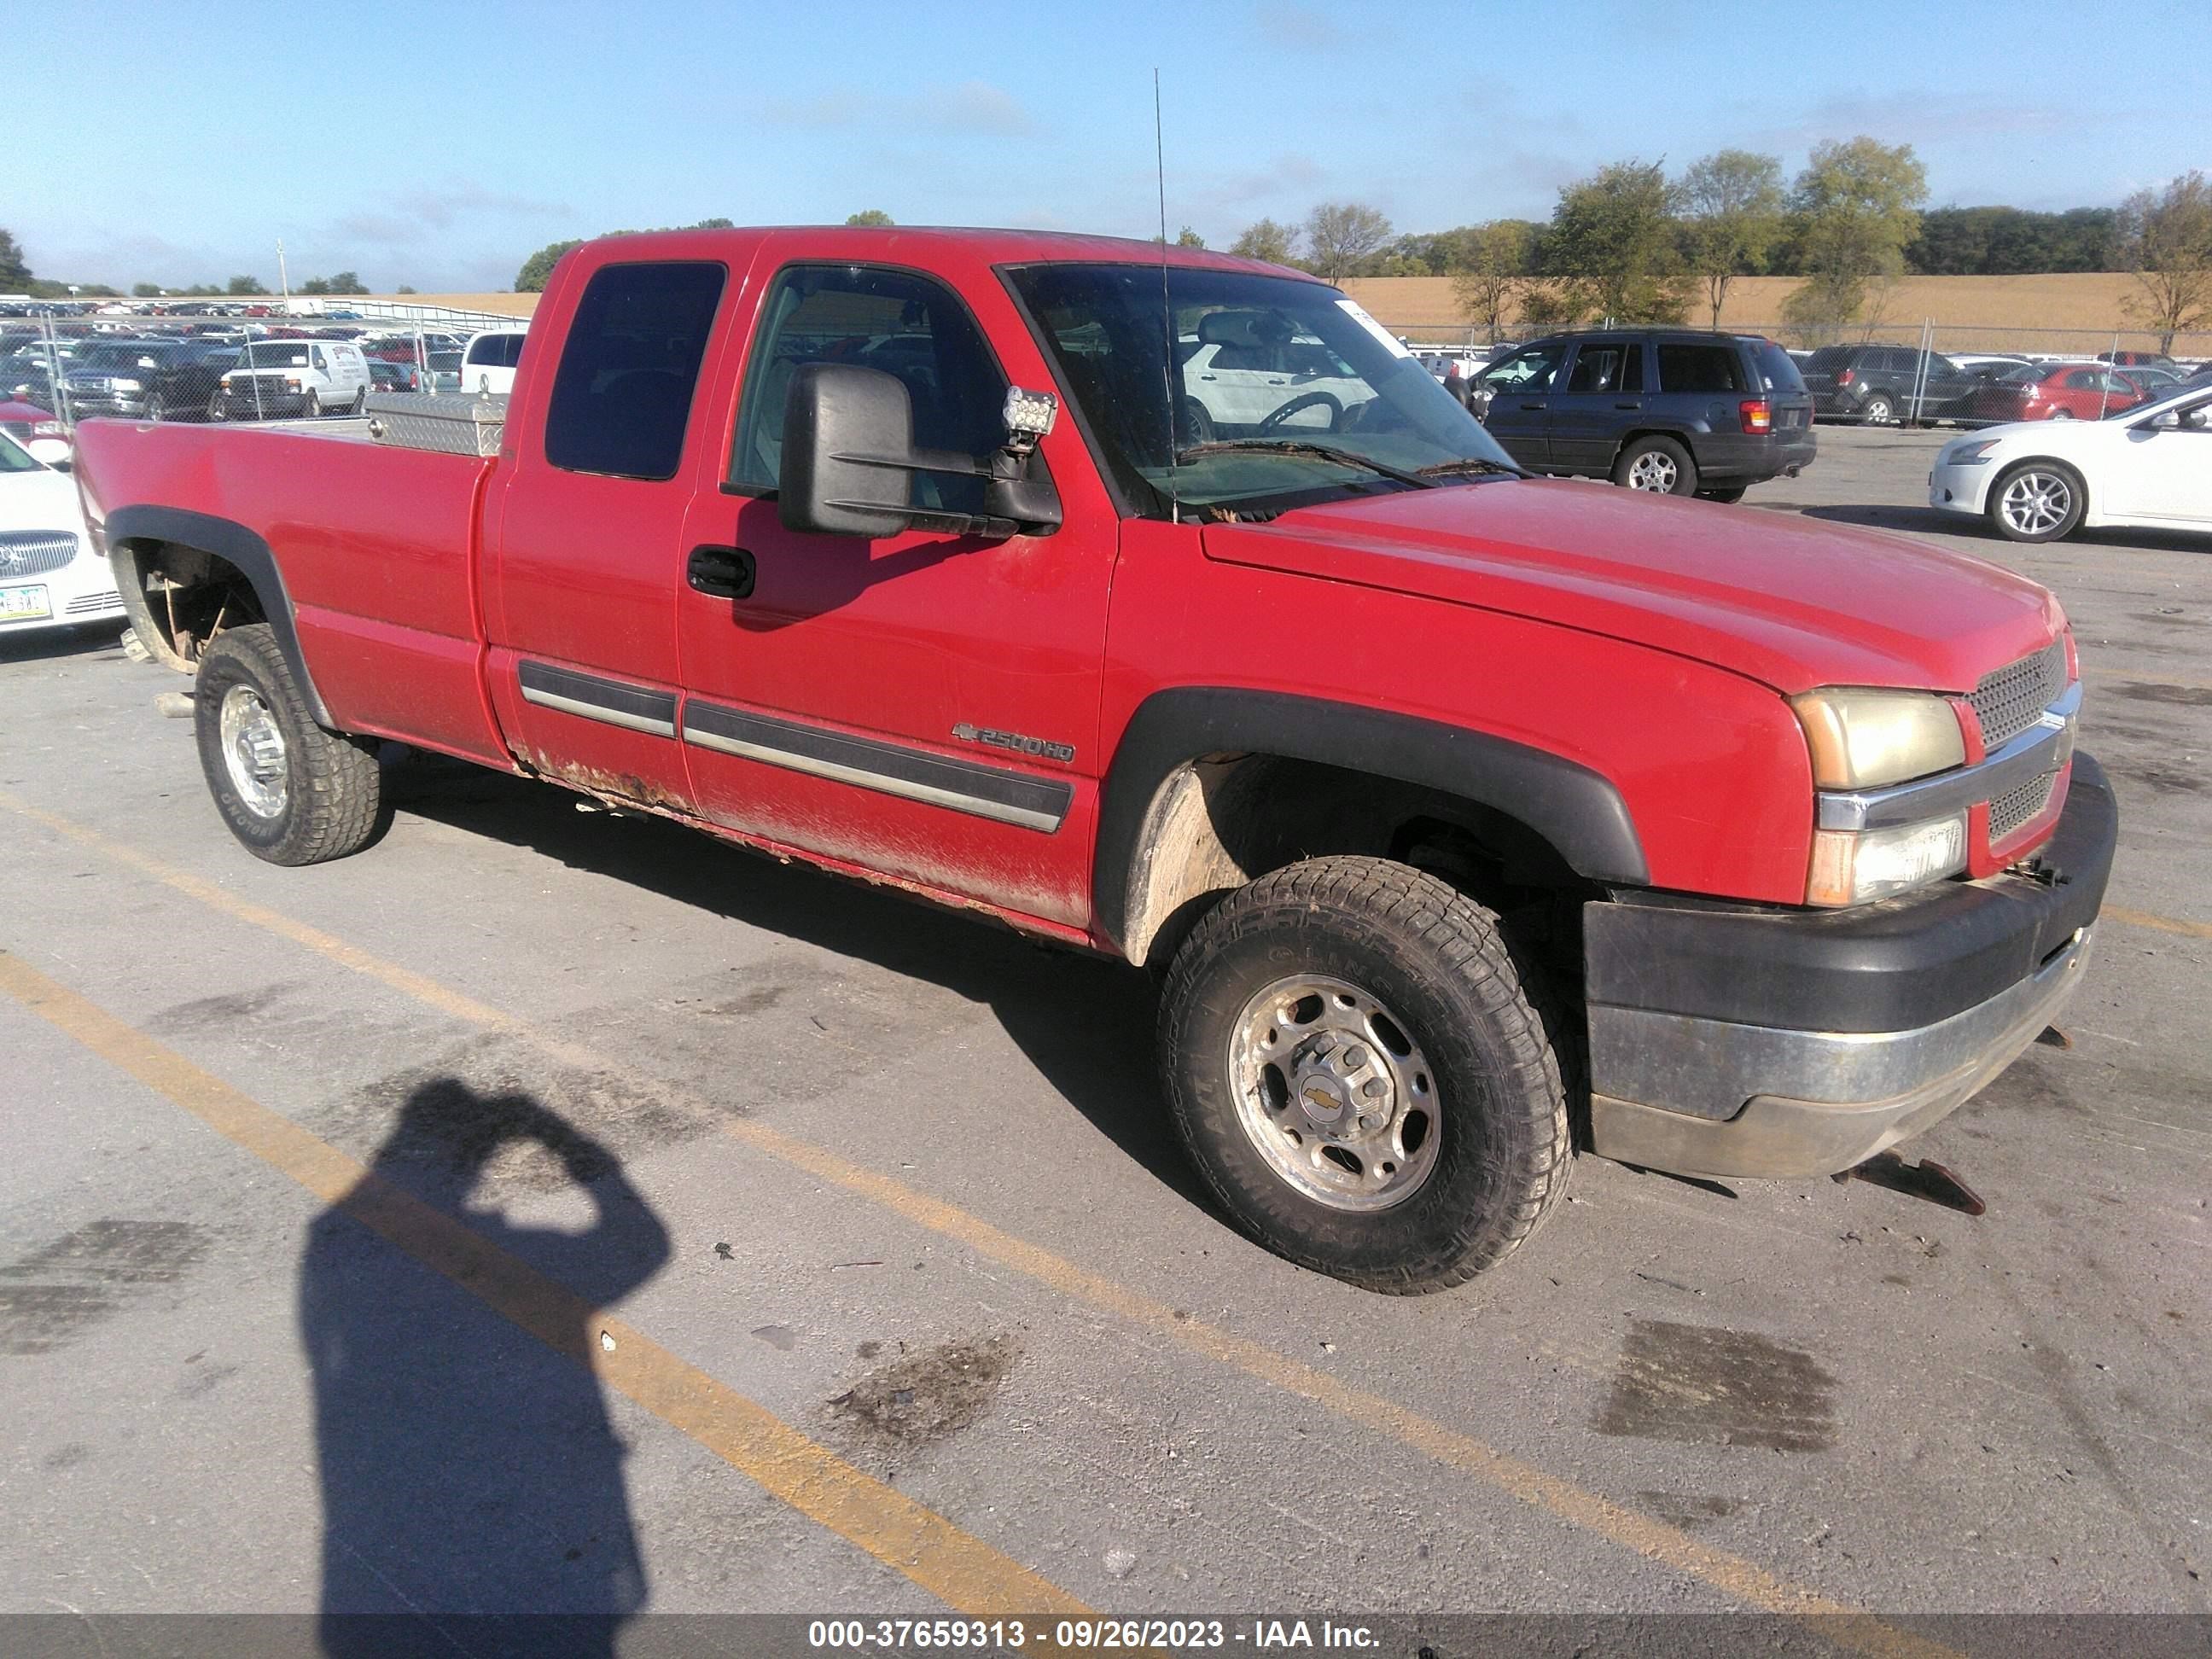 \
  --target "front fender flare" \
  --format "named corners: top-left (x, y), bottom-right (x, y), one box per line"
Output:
top-left (1091, 687), bottom-right (1648, 954)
